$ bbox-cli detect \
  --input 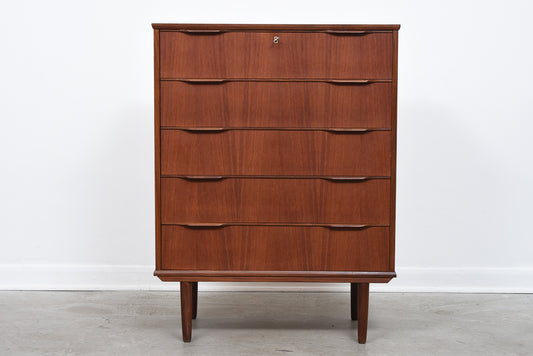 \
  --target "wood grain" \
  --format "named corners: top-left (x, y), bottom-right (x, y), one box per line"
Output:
top-left (161, 81), bottom-right (392, 128)
top-left (162, 226), bottom-right (389, 271)
top-left (161, 130), bottom-right (391, 176)
top-left (160, 177), bottom-right (390, 224)
top-left (160, 32), bottom-right (393, 79)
